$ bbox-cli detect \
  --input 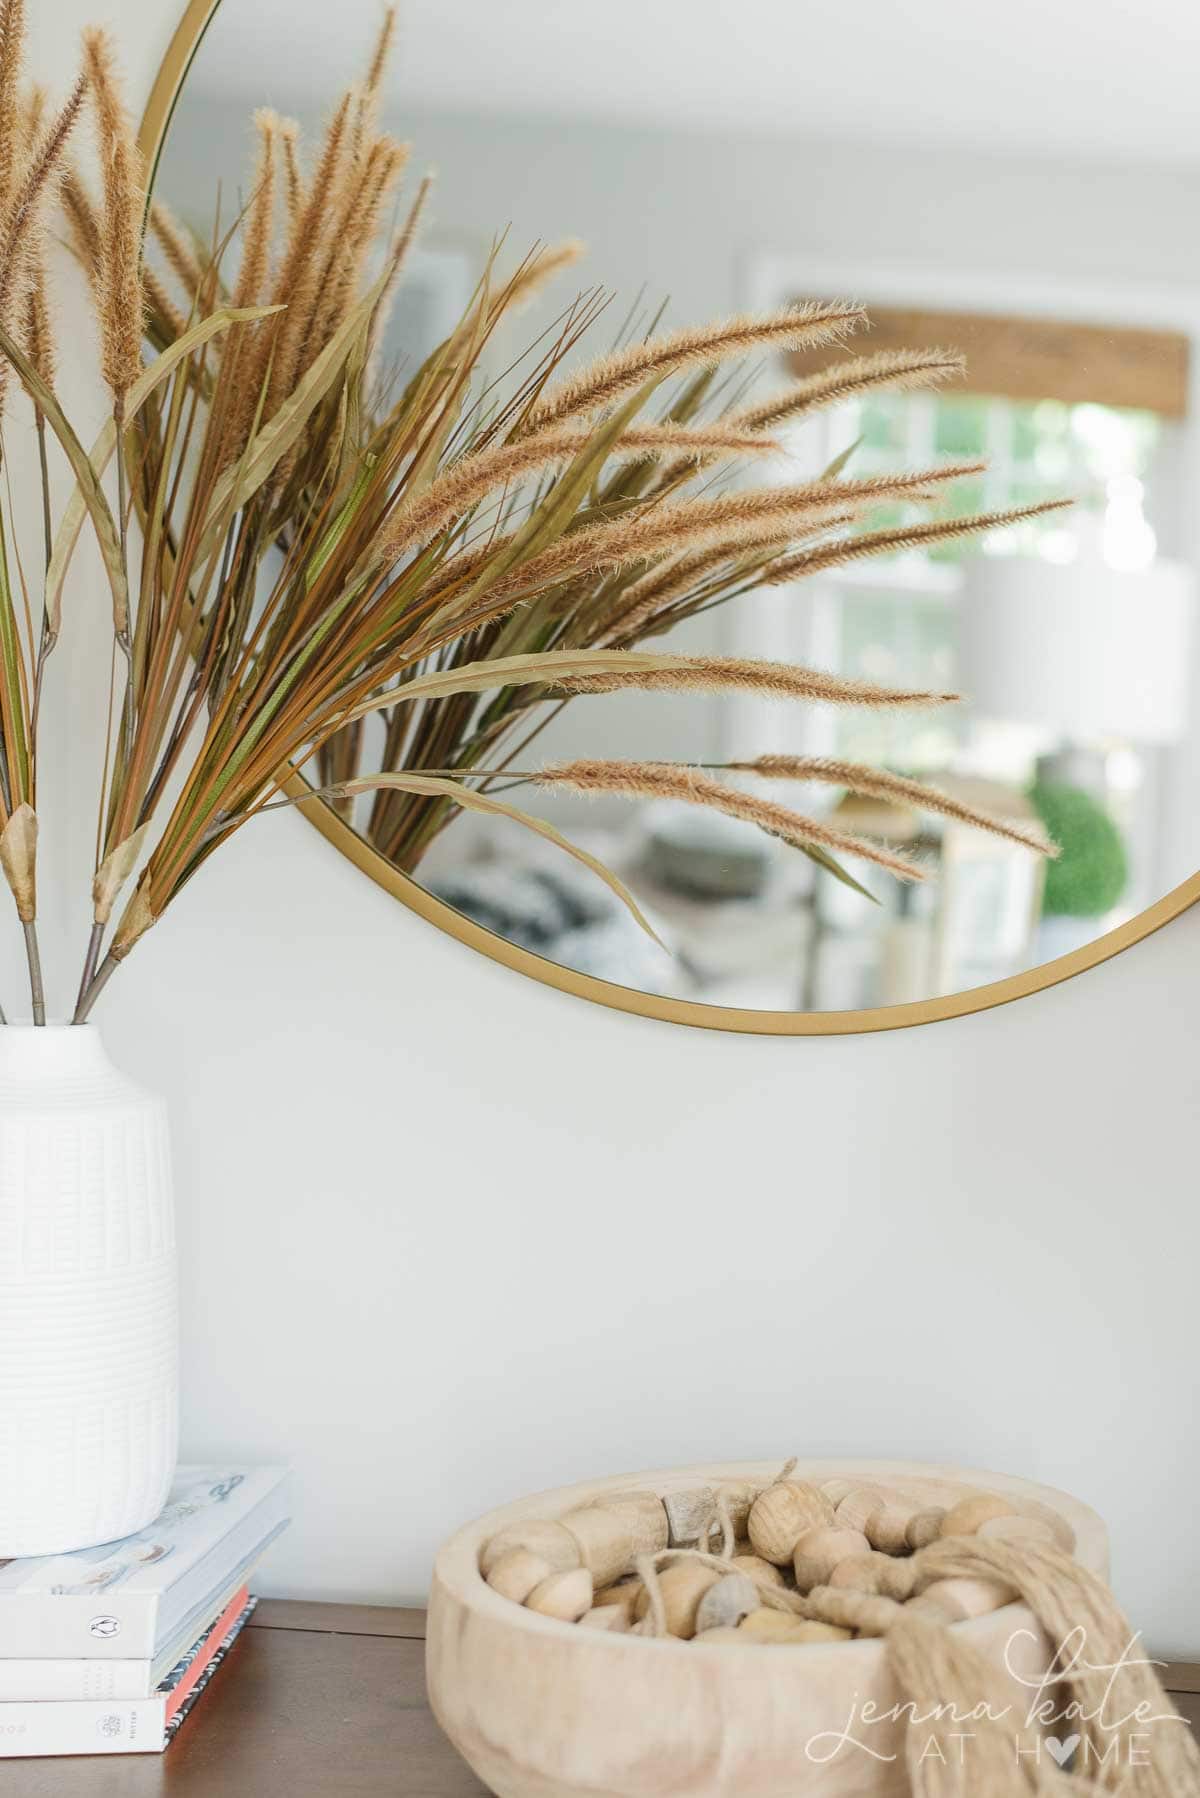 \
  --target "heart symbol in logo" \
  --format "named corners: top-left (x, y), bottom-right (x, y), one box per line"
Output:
top-left (1045, 1734), bottom-right (1080, 1768)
